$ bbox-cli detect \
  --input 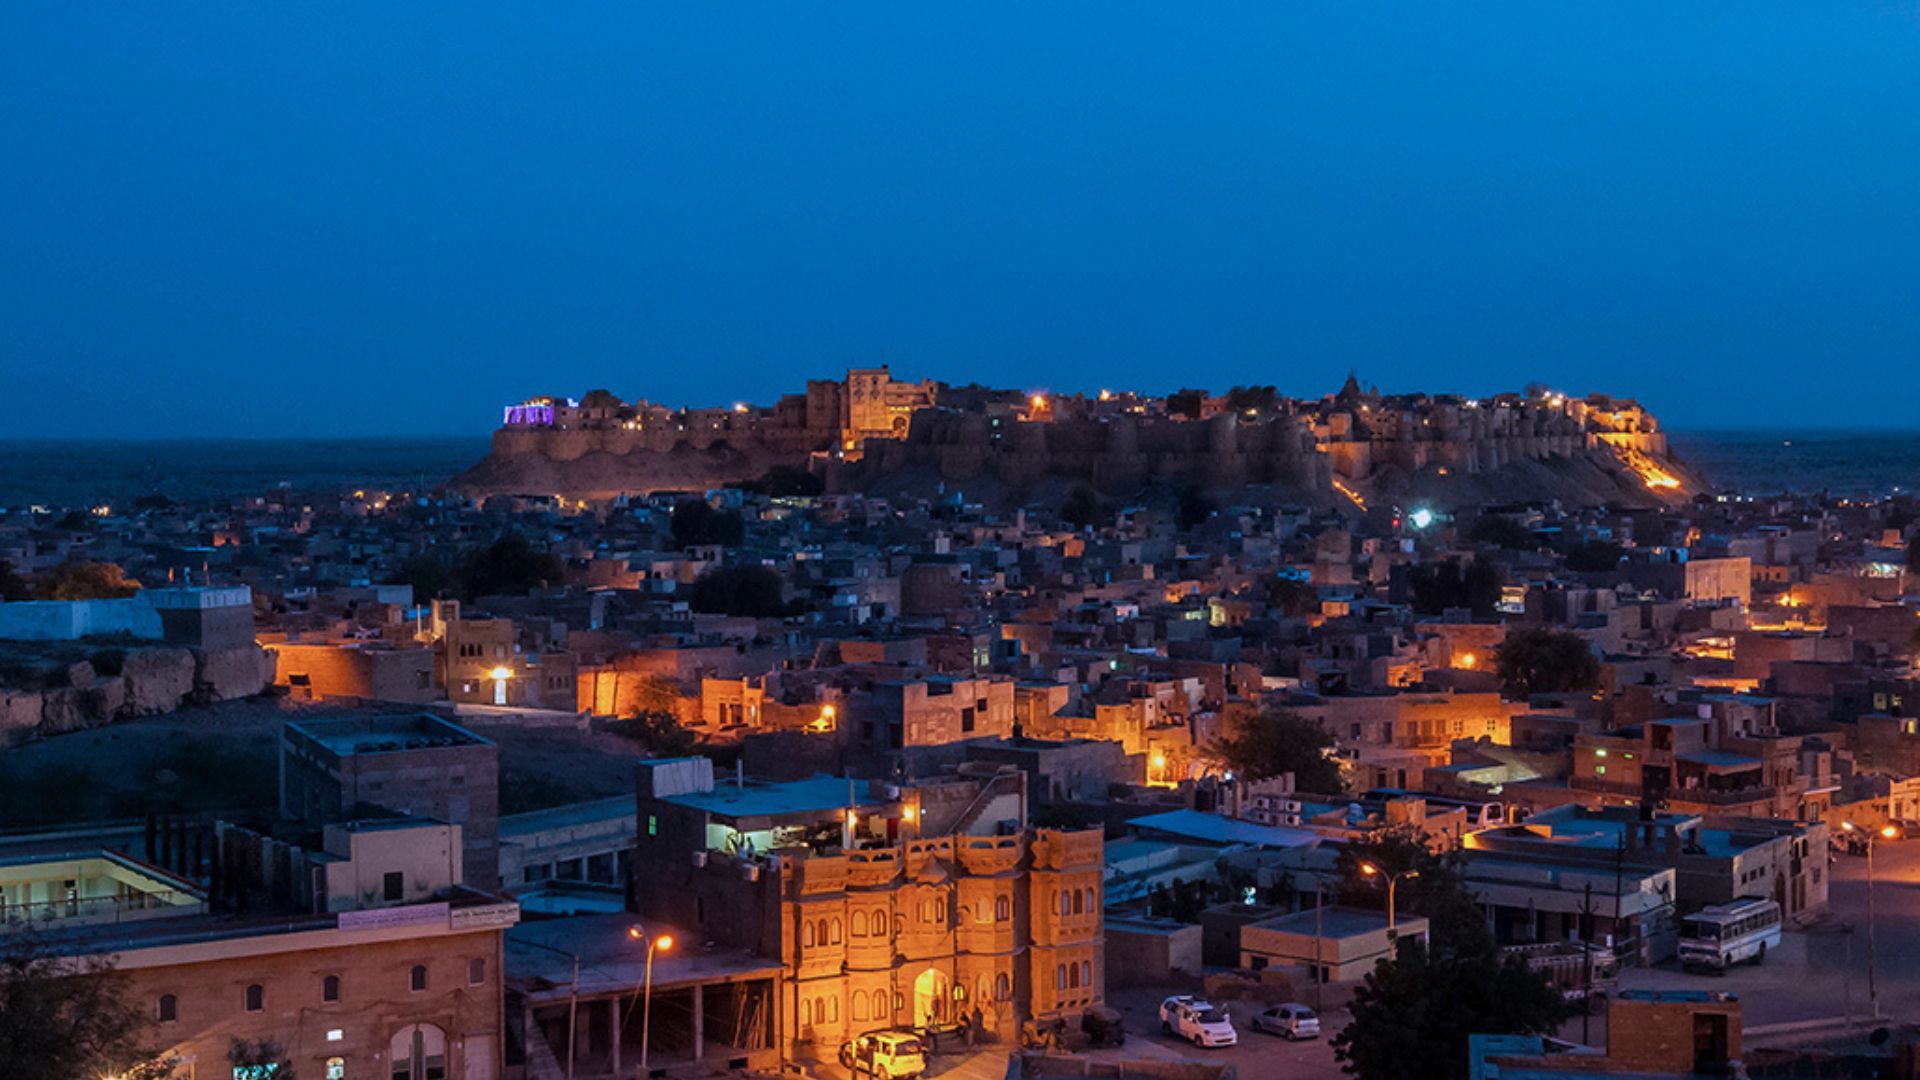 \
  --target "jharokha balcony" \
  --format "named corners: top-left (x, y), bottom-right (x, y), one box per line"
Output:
top-left (1030, 828), bottom-right (1104, 870)
top-left (846, 847), bottom-right (903, 888)
top-left (956, 835), bottom-right (1024, 875)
